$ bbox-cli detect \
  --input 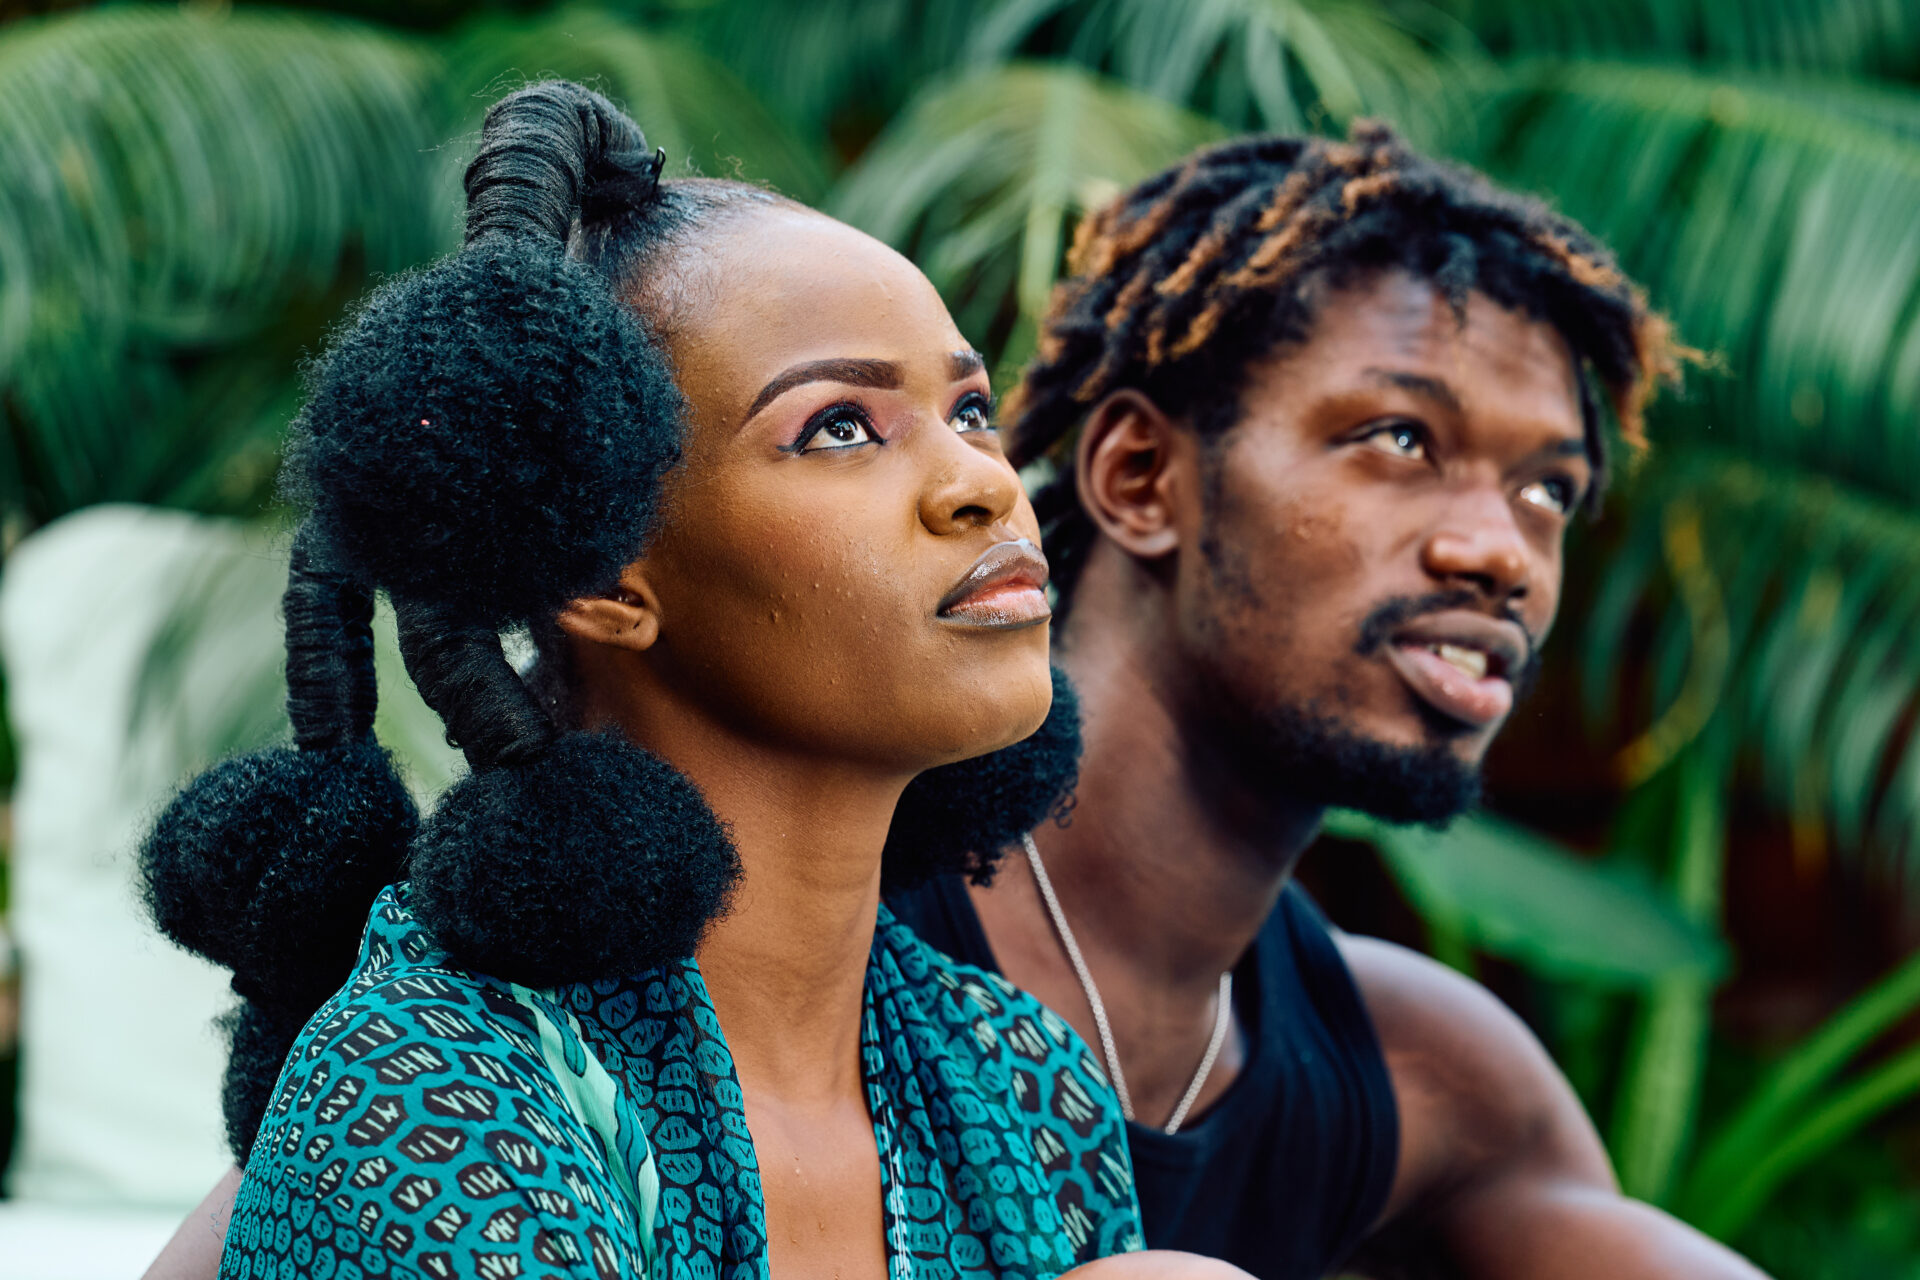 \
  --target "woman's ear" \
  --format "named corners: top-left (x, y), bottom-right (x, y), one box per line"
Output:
top-left (1074, 389), bottom-right (1193, 560)
top-left (555, 564), bottom-right (661, 652)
